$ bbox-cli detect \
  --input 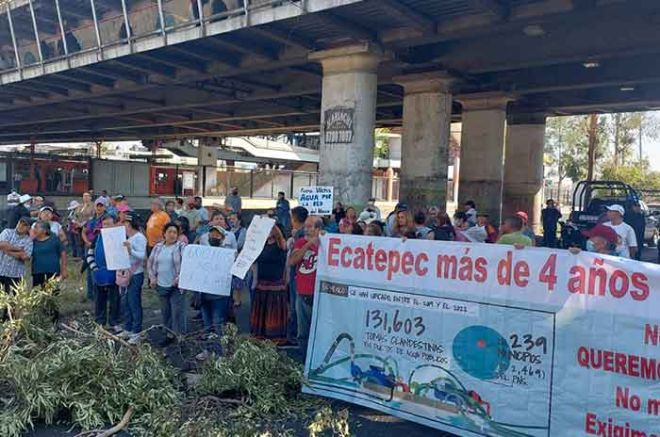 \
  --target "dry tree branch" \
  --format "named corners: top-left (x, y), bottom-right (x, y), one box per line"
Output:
top-left (74, 407), bottom-right (135, 437)
top-left (98, 407), bottom-right (135, 437)
top-left (97, 326), bottom-right (134, 349)
top-left (60, 323), bottom-right (92, 337)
